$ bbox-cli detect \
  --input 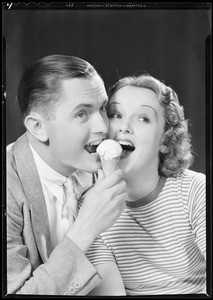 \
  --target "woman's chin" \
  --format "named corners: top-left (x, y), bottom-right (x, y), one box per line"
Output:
top-left (119, 159), bottom-right (130, 176)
